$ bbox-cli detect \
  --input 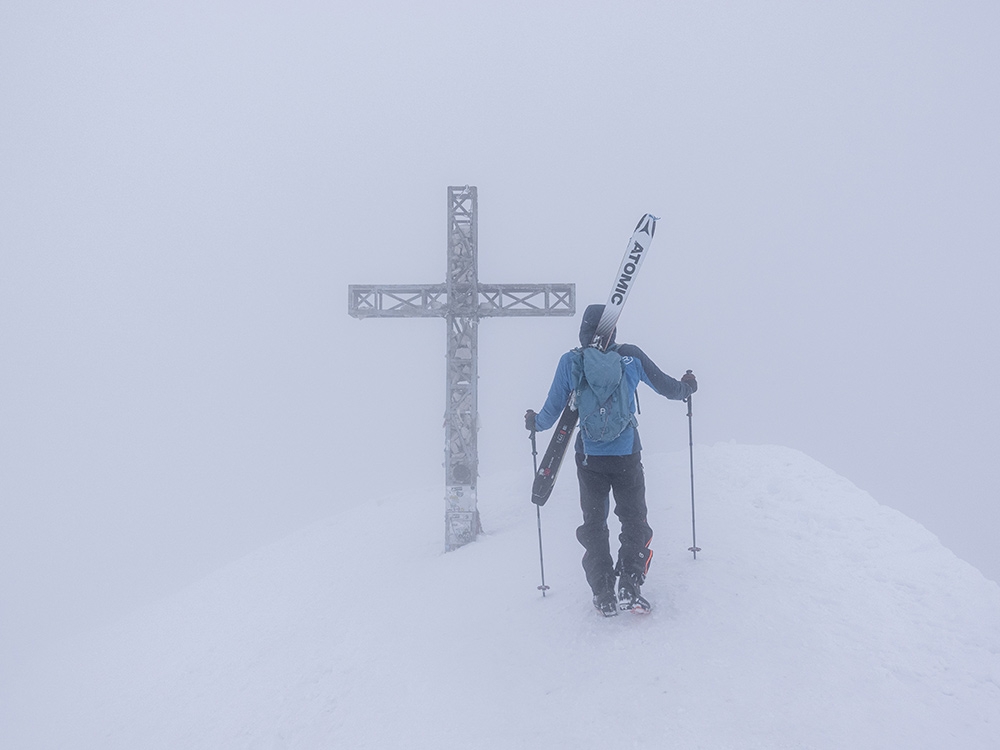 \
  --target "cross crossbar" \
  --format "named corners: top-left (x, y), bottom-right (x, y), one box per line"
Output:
top-left (348, 283), bottom-right (575, 318)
